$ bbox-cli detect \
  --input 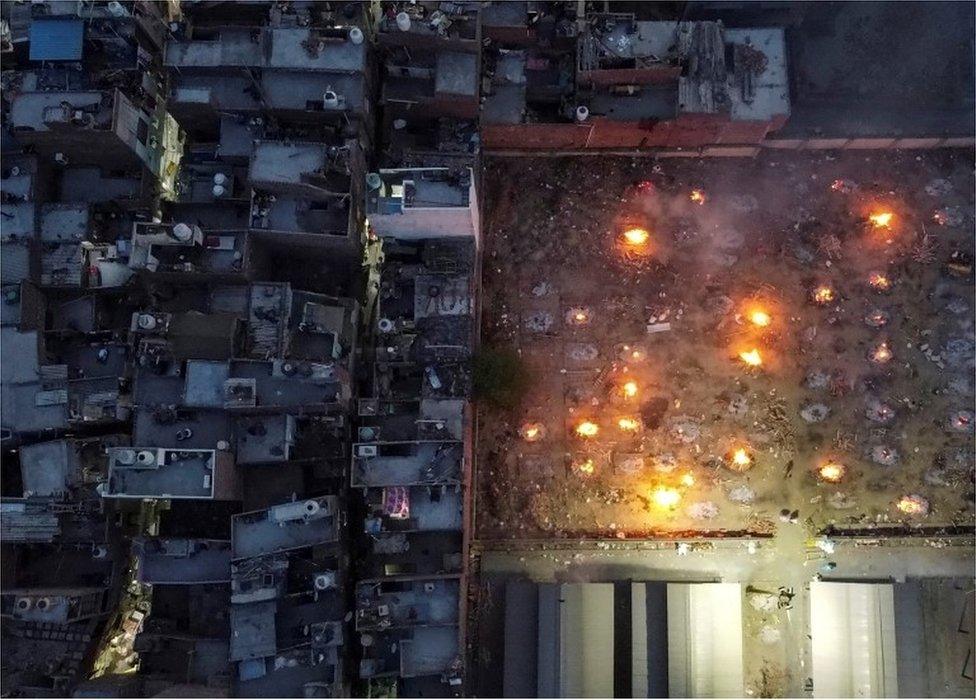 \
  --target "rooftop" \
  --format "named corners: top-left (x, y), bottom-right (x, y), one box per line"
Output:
top-left (355, 576), bottom-right (460, 631)
top-left (352, 441), bottom-right (463, 488)
top-left (231, 496), bottom-right (340, 560)
top-left (164, 27), bottom-right (366, 73)
top-left (136, 538), bottom-right (232, 585)
top-left (105, 447), bottom-right (218, 500)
